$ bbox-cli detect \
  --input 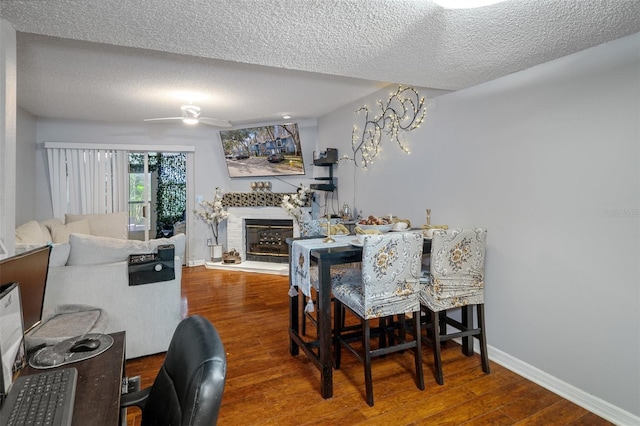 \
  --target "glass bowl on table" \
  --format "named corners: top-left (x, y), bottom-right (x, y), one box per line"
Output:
top-left (356, 215), bottom-right (394, 234)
